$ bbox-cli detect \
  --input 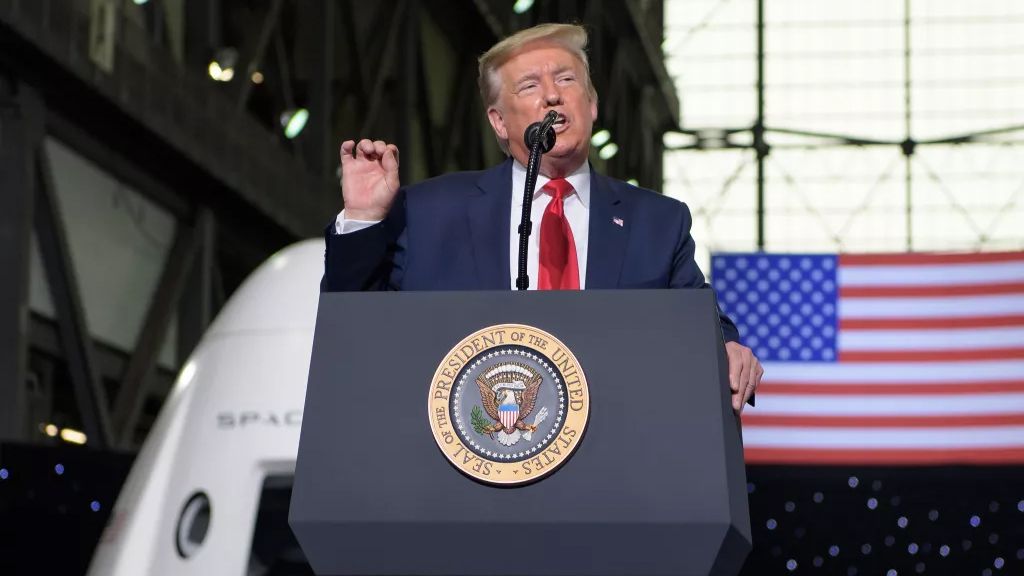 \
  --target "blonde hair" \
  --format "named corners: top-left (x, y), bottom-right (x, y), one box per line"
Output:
top-left (477, 23), bottom-right (599, 111)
